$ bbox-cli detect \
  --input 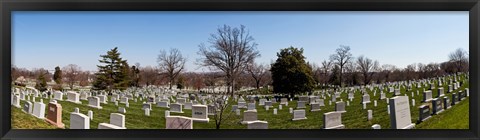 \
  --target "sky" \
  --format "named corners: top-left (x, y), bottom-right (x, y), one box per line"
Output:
top-left (12, 11), bottom-right (469, 72)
